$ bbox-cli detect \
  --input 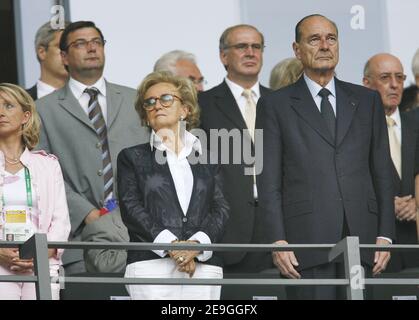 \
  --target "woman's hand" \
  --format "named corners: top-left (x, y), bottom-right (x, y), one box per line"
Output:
top-left (169, 240), bottom-right (200, 277)
top-left (0, 248), bottom-right (34, 273)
